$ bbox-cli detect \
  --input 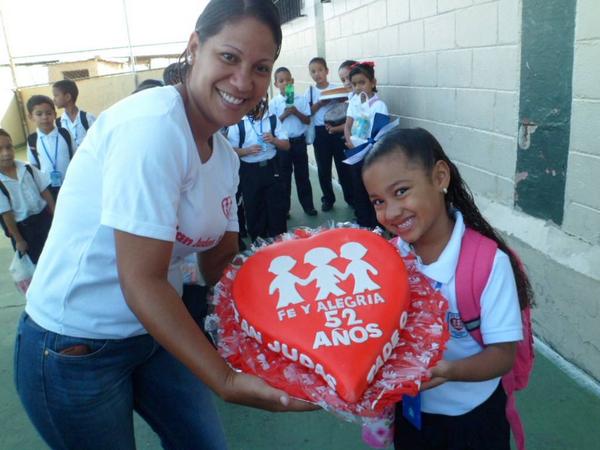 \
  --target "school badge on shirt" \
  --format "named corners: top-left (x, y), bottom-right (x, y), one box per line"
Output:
top-left (447, 311), bottom-right (469, 338)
